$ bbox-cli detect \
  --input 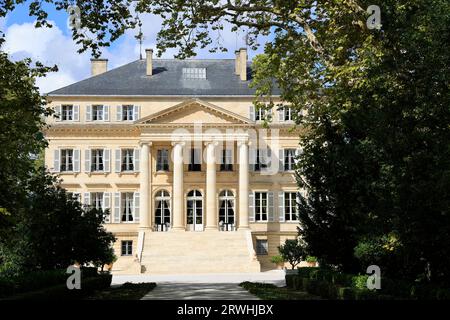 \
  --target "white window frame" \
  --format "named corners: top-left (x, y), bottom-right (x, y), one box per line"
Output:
top-left (91, 149), bottom-right (104, 172)
top-left (121, 149), bottom-right (135, 172)
top-left (121, 192), bottom-right (134, 222)
top-left (254, 191), bottom-right (268, 222)
top-left (61, 105), bottom-right (74, 121)
top-left (284, 149), bottom-right (296, 171)
top-left (90, 192), bottom-right (104, 210)
top-left (255, 108), bottom-right (267, 121)
top-left (156, 149), bottom-right (169, 171)
top-left (92, 105), bottom-right (104, 121)
top-left (121, 240), bottom-right (133, 256)
top-left (60, 149), bottom-right (74, 172)
top-left (256, 239), bottom-right (268, 255)
top-left (122, 105), bottom-right (134, 121)
top-left (284, 192), bottom-right (298, 222)
top-left (220, 149), bottom-right (233, 171)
